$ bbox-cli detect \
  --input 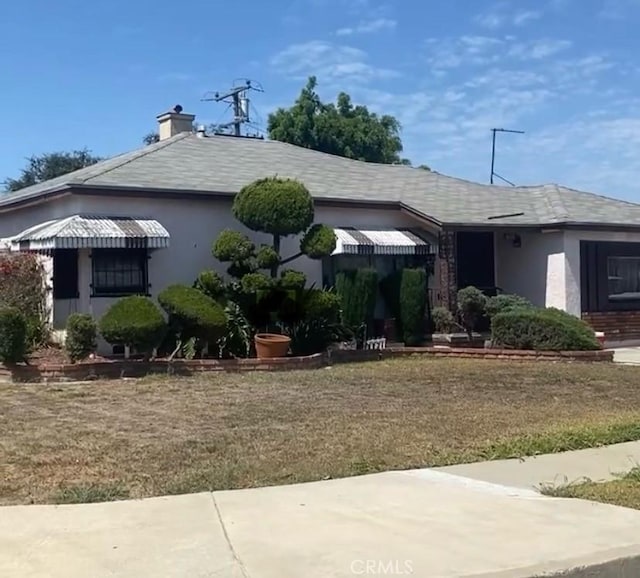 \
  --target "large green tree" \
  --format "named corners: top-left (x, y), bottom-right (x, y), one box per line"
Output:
top-left (268, 77), bottom-right (408, 164)
top-left (4, 149), bottom-right (101, 192)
